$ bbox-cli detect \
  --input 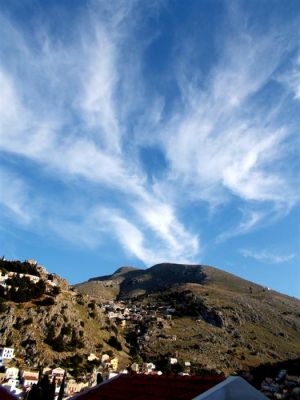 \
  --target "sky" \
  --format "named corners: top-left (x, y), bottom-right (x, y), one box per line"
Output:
top-left (0, 0), bottom-right (299, 298)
